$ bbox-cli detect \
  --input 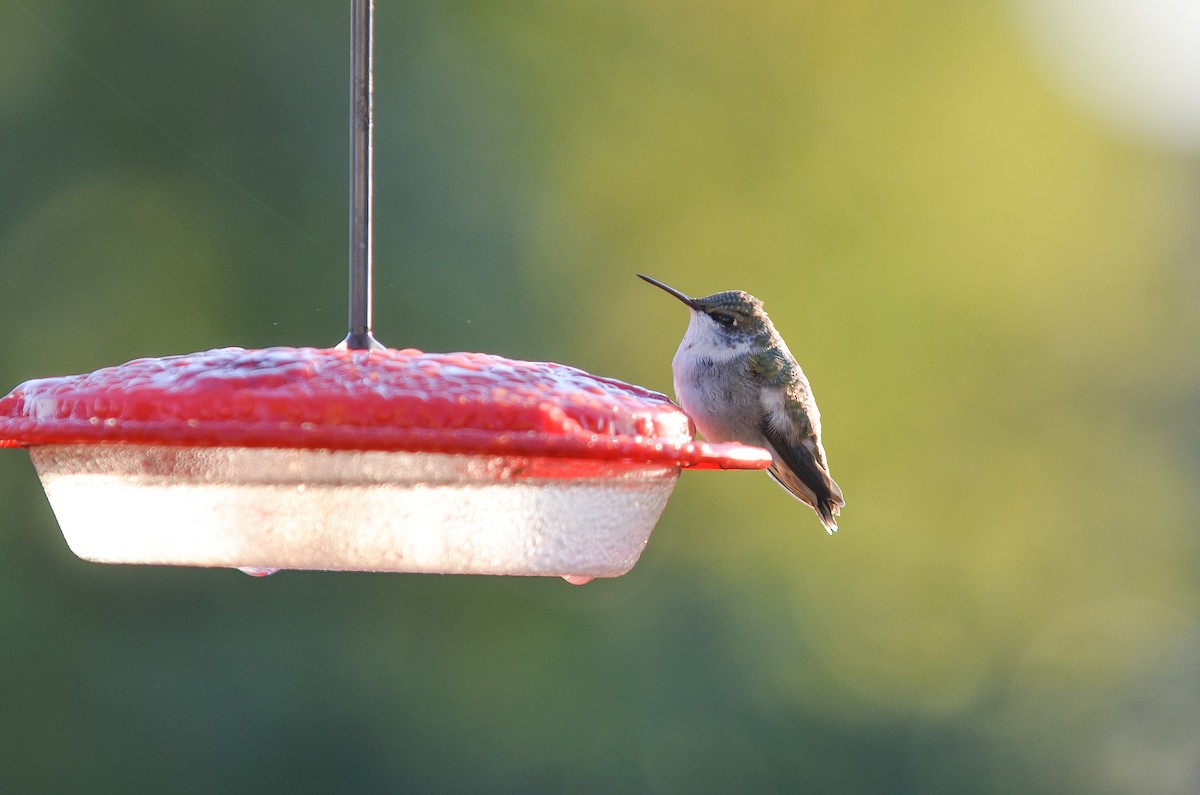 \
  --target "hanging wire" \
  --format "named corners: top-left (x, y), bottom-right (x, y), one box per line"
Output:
top-left (343, 0), bottom-right (383, 350)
